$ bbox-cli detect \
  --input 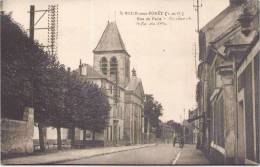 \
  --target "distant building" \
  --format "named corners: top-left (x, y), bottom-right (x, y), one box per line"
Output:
top-left (197, 0), bottom-right (259, 164)
top-left (159, 122), bottom-right (174, 144)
